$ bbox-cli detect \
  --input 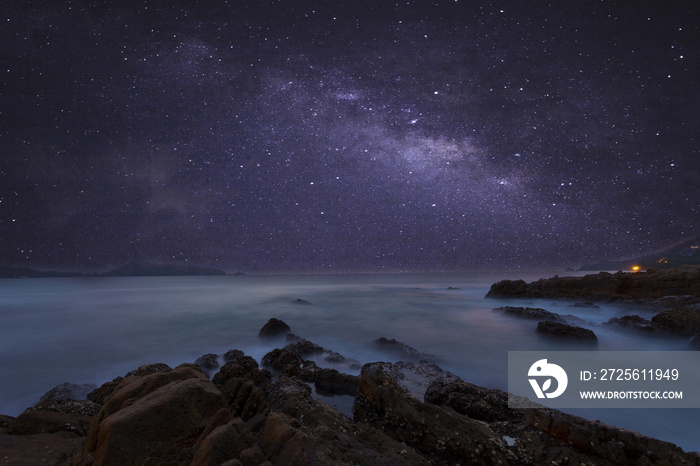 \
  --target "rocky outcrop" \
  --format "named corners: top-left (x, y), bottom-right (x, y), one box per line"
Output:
top-left (536, 321), bottom-right (598, 341)
top-left (488, 266), bottom-right (700, 338)
top-left (486, 265), bottom-right (700, 302)
top-left (40, 383), bottom-right (97, 402)
top-left (258, 317), bottom-right (291, 338)
top-left (353, 362), bottom-right (513, 465)
top-left (195, 353), bottom-right (221, 375)
top-left (82, 364), bottom-right (226, 465)
top-left (3, 340), bottom-right (700, 464)
top-left (605, 314), bottom-right (654, 332)
top-left (10, 399), bottom-right (97, 437)
top-left (651, 307), bottom-right (700, 335)
top-left (493, 306), bottom-right (564, 321)
top-left (373, 337), bottom-right (436, 362)
top-left (425, 378), bottom-right (700, 465)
